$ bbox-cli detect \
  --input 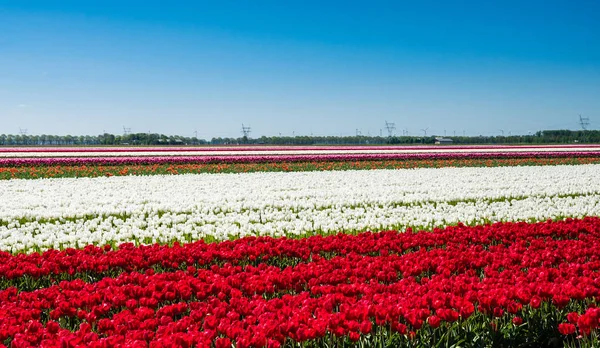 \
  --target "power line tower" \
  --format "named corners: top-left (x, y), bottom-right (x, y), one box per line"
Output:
top-left (579, 114), bottom-right (590, 130)
top-left (123, 126), bottom-right (131, 135)
top-left (384, 121), bottom-right (396, 137)
top-left (19, 128), bottom-right (28, 136)
top-left (241, 124), bottom-right (251, 138)
top-left (420, 128), bottom-right (429, 144)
